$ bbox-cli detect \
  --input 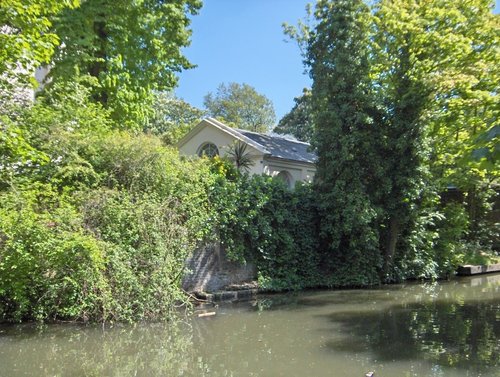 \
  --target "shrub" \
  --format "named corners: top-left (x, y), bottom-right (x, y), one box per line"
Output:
top-left (0, 125), bottom-right (223, 322)
top-left (0, 185), bottom-right (108, 322)
top-left (214, 175), bottom-right (321, 291)
top-left (81, 189), bottom-right (196, 321)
